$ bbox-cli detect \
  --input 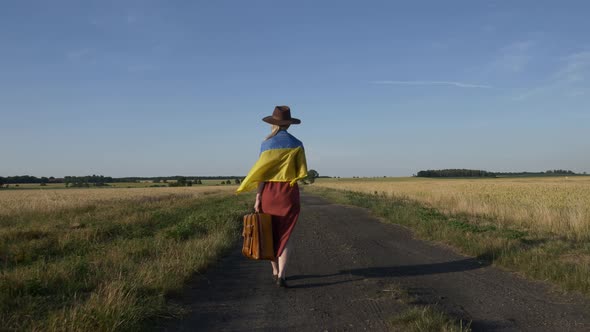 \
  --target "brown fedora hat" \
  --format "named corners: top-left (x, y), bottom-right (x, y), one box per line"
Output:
top-left (262, 106), bottom-right (301, 125)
